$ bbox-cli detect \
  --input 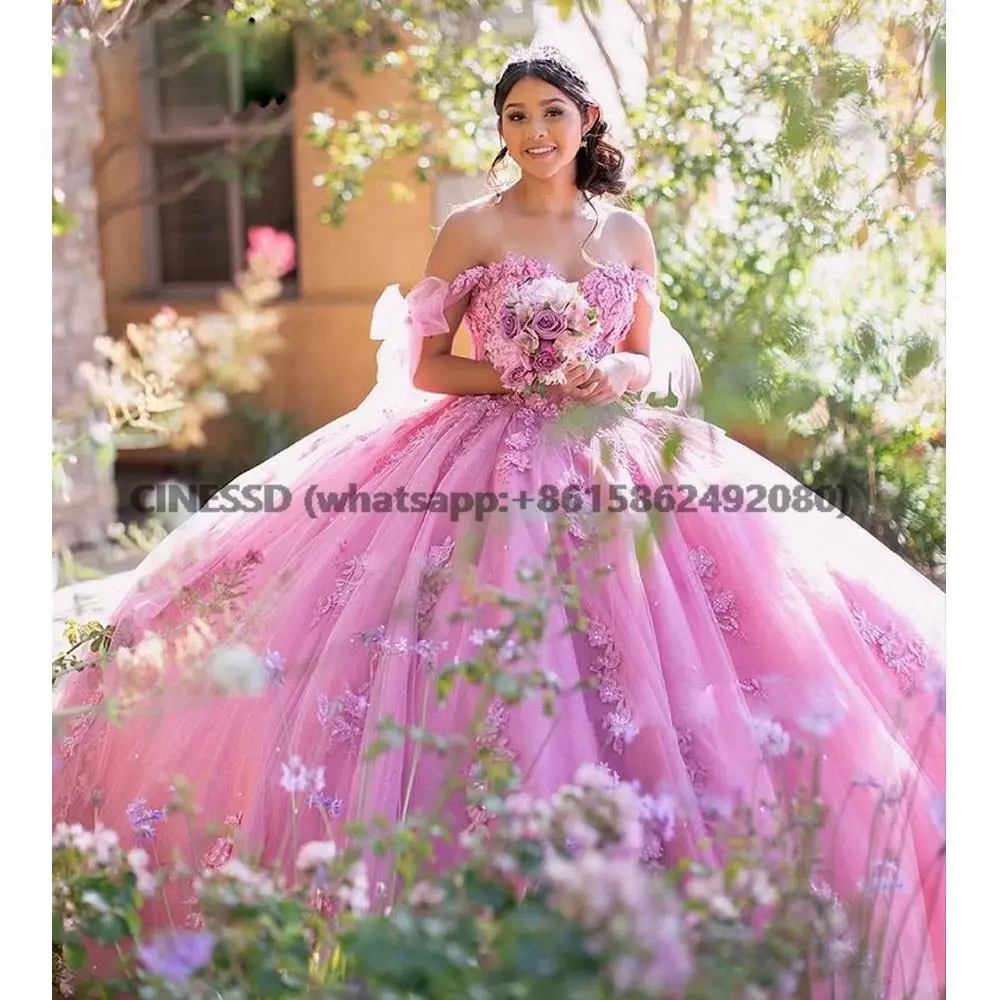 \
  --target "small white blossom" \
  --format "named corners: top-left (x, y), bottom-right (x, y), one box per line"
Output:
top-left (127, 848), bottom-right (158, 896)
top-left (750, 716), bottom-right (791, 757)
top-left (408, 881), bottom-right (445, 908)
top-left (295, 840), bottom-right (338, 872)
top-left (280, 754), bottom-right (325, 795)
top-left (209, 643), bottom-right (266, 696)
top-left (336, 860), bottom-right (370, 913)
